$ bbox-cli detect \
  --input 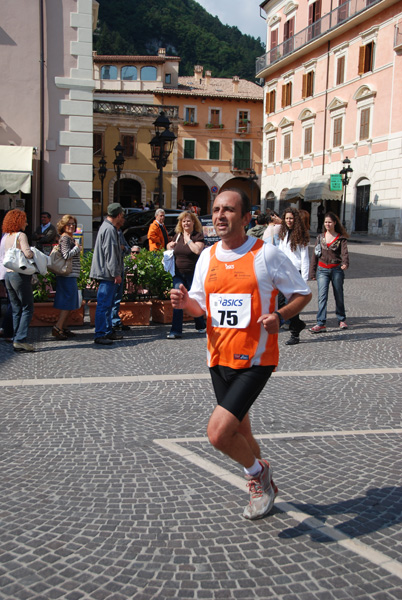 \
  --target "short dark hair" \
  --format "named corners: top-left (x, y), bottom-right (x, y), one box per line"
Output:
top-left (223, 188), bottom-right (251, 216)
top-left (41, 212), bottom-right (51, 219)
top-left (257, 214), bottom-right (267, 225)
